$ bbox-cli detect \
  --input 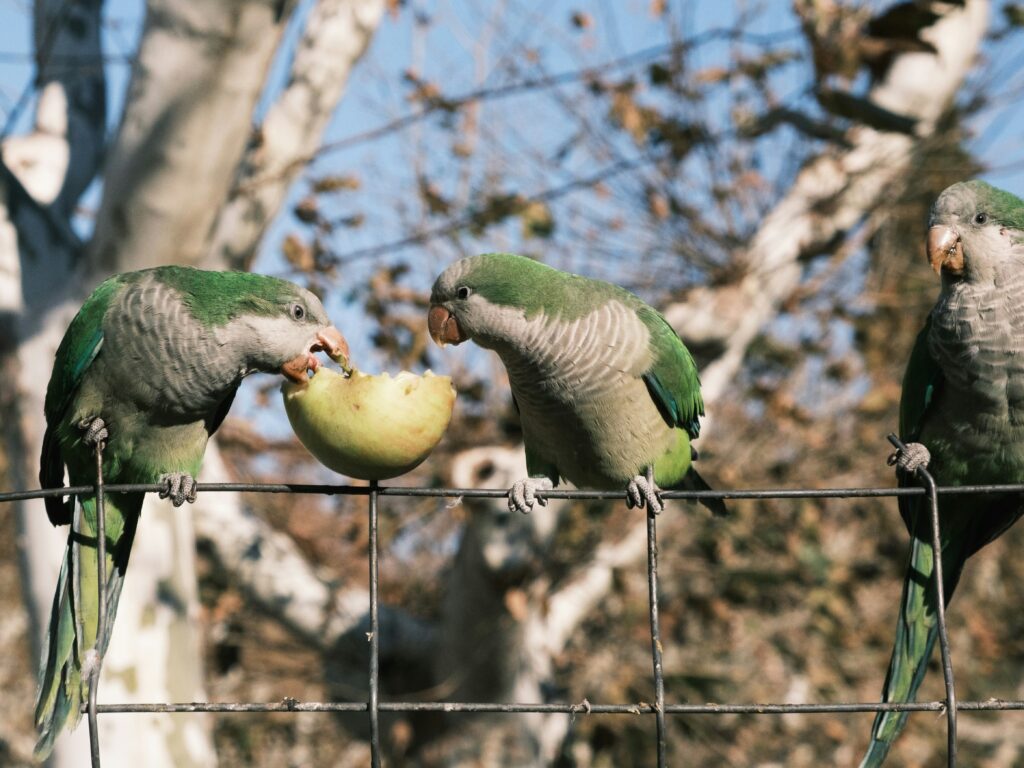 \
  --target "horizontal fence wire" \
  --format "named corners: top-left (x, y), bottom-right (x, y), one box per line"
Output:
top-left (5, 438), bottom-right (1024, 767)
top-left (84, 699), bottom-right (1024, 714)
top-left (8, 482), bottom-right (1024, 503)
